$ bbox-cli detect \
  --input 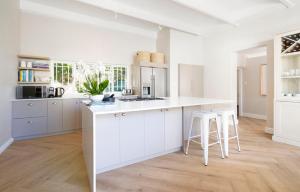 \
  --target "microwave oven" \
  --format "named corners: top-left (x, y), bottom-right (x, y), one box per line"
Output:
top-left (16, 86), bottom-right (47, 99)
